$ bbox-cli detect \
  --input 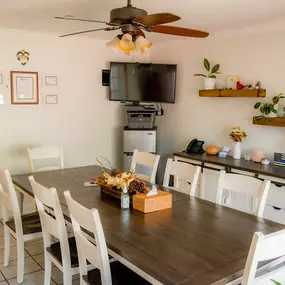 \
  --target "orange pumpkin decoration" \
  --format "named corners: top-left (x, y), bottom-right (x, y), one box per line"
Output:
top-left (206, 144), bottom-right (220, 155)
